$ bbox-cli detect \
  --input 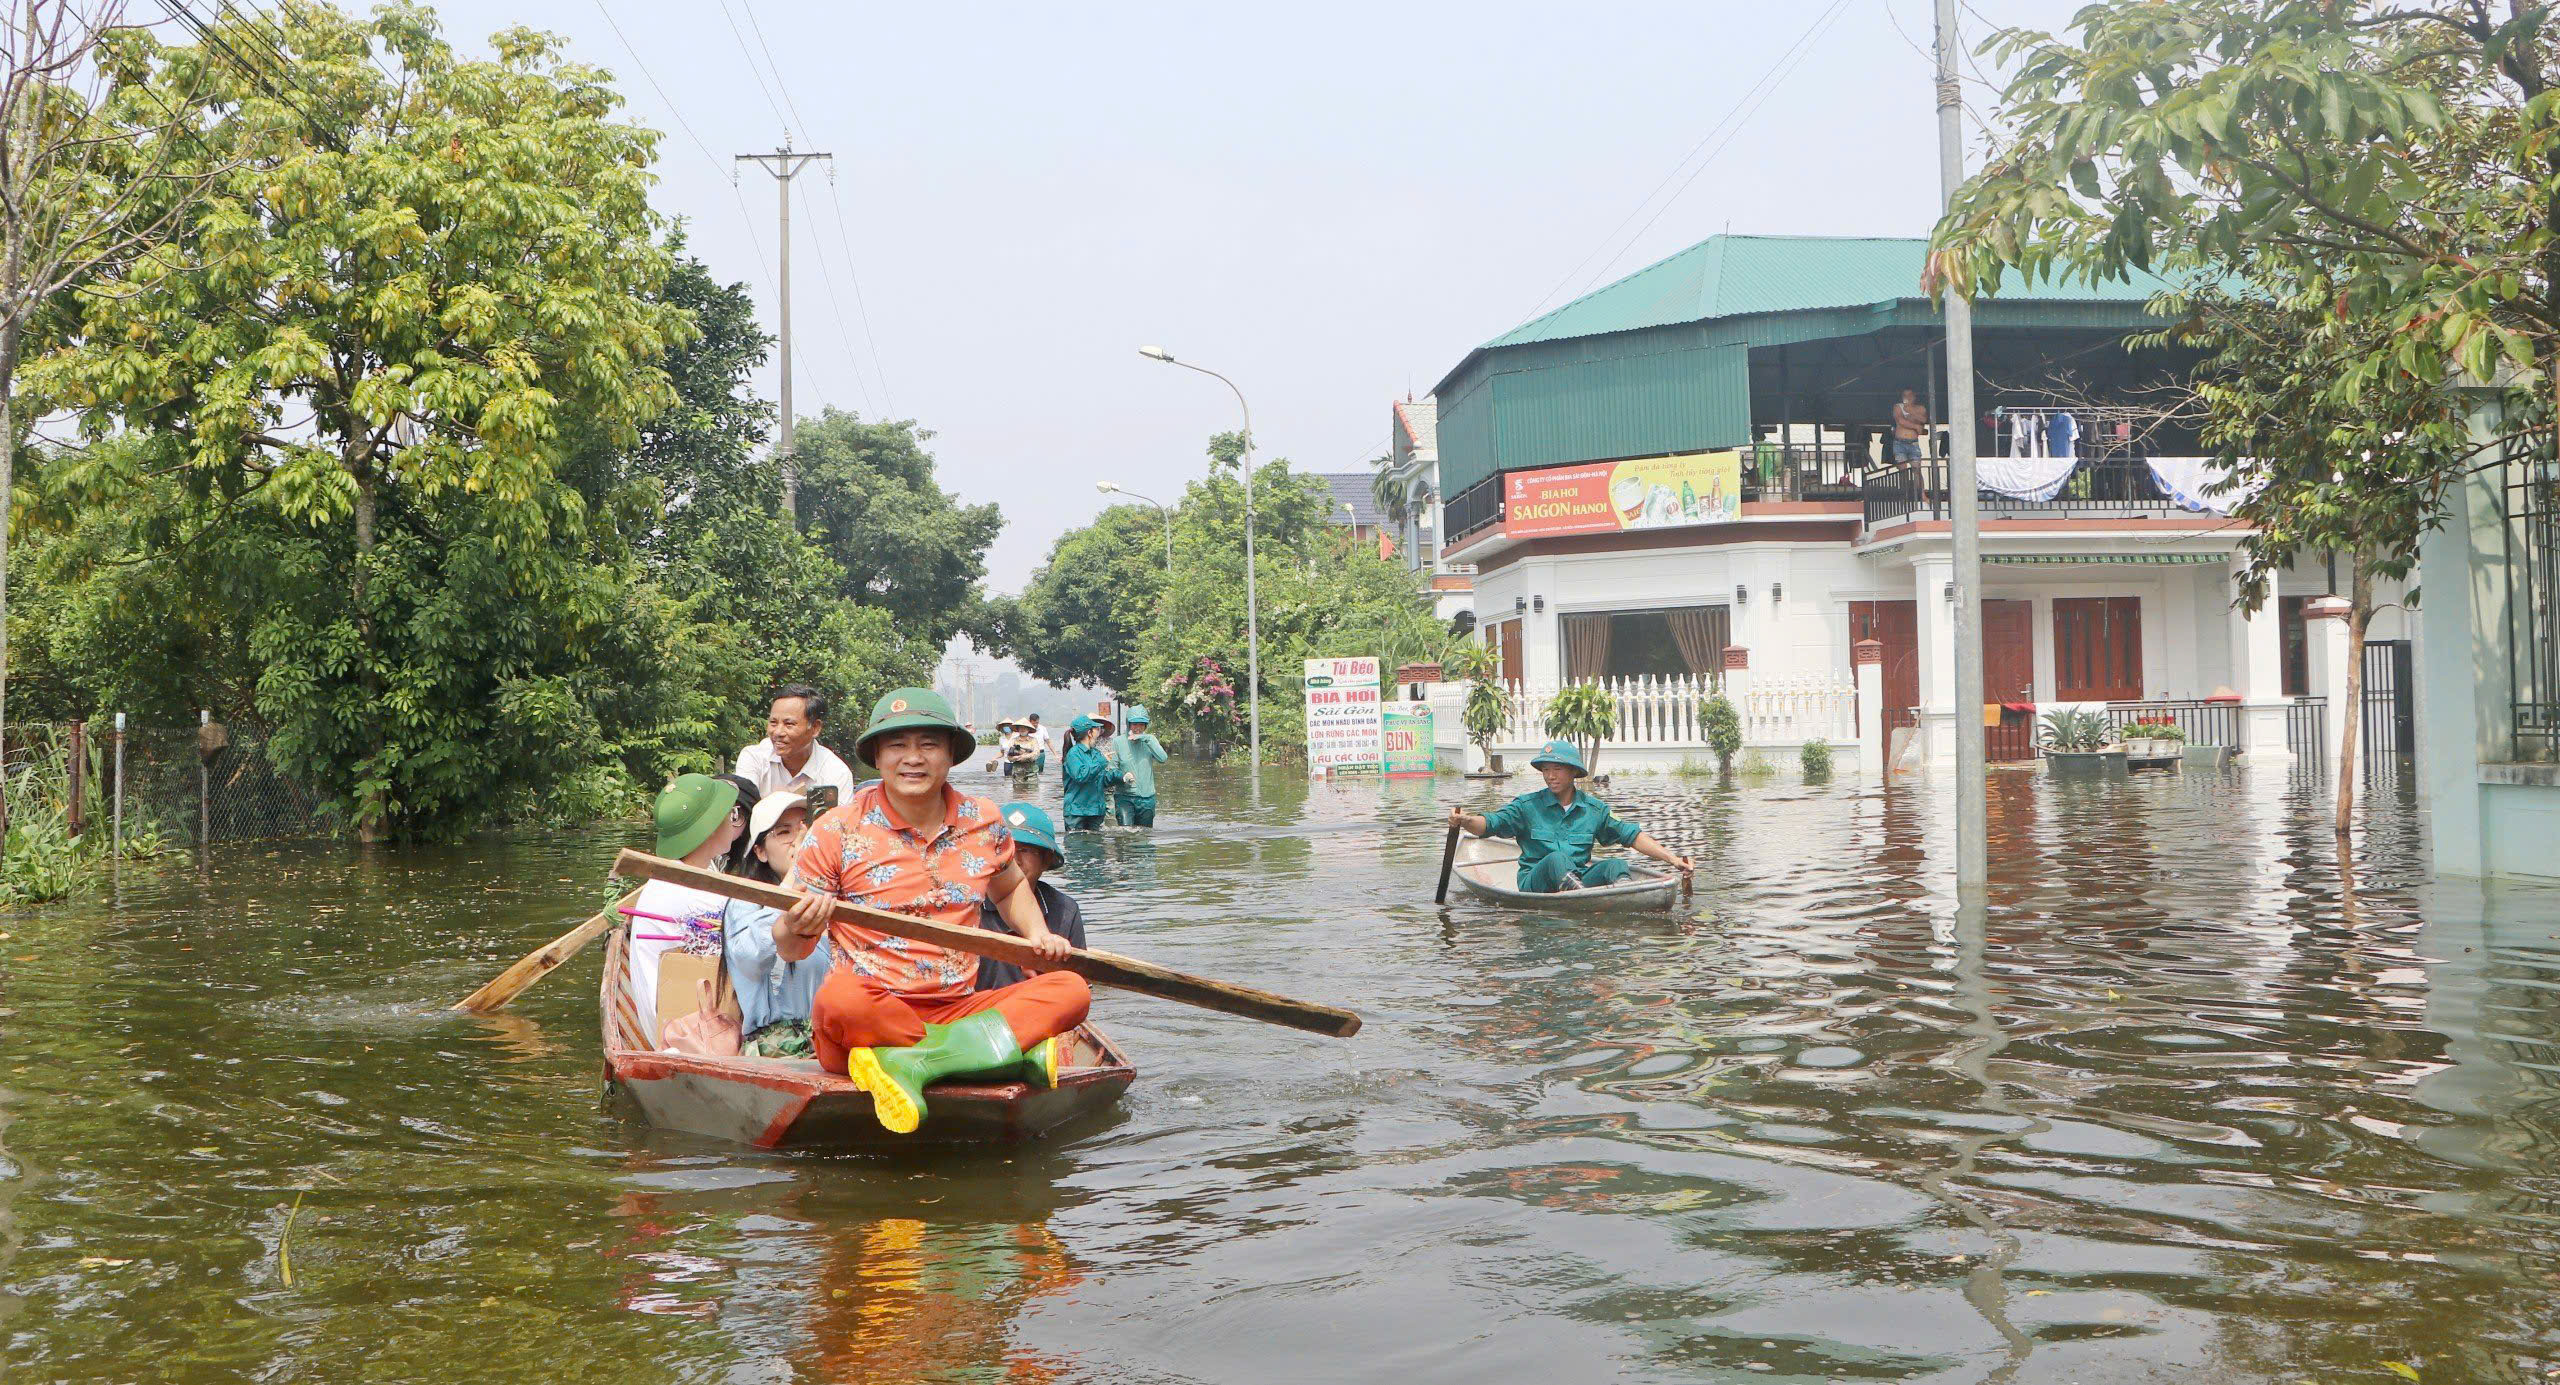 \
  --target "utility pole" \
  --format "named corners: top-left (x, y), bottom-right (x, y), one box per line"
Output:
top-left (1935, 0), bottom-right (1988, 892)
top-left (737, 141), bottom-right (833, 520)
